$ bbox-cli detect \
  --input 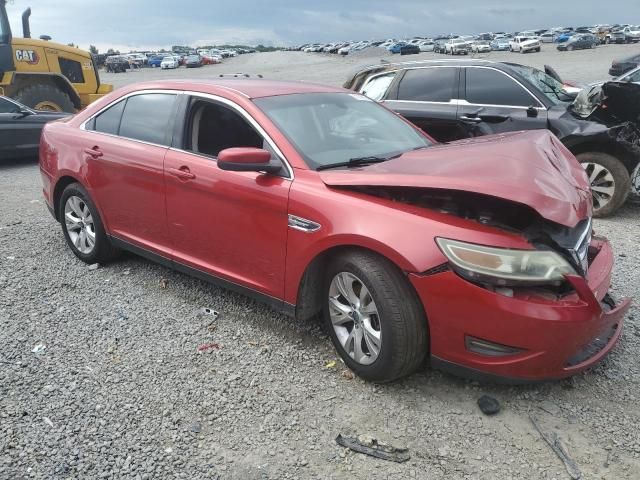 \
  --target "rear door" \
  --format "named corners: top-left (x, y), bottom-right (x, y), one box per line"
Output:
top-left (382, 66), bottom-right (465, 142)
top-left (458, 66), bottom-right (548, 138)
top-left (81, 91), bottom-right (178, 255)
